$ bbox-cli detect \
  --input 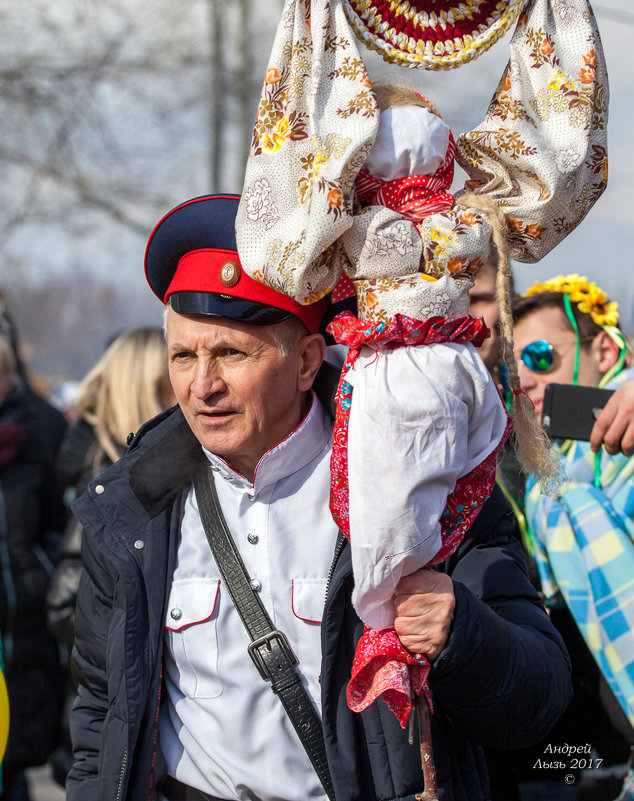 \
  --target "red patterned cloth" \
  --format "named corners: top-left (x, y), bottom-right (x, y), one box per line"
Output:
top-left (347, 627), bottom-right (432, 728)
top-left (330, 273), bottom-right (357, 304)
top-left (355, 130), bottom-right (455, 222)
top-left (327, 310), bottom-right (512, 727)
